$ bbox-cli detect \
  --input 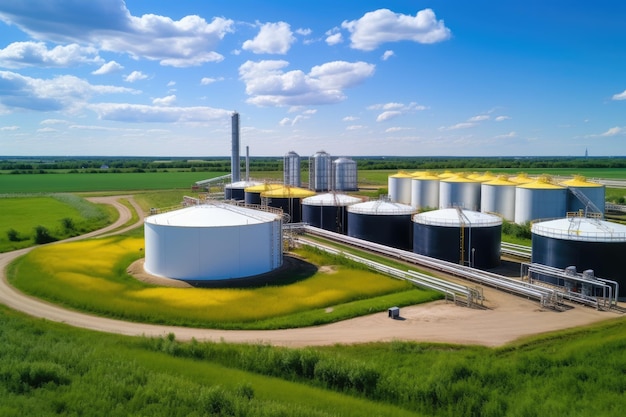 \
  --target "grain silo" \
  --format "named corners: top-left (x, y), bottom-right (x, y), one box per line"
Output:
top-left (144, 203), bottom-right (282, 281)
top-left (411, 172), bottom-right (440, 210)
top-left (559, 176), bottom-right (605, 216)
top-left (333, 157), bottom-right (358, 191)
top-left (225, 180), bottom-right (262, 201)
top-left (439, 173), bottom-right (481, 211)
top-left (347, 199), bottom-right (416, 250)
top-left (388, 172), bottom-right (413, 205)
top-left (283, 151), bottom-right (301, 187)
top-left (514, 177), bottom-right (567, 224)
top-left (302, 192), bottom-right (362, 233)
top-left (413, 208), bottom-right (502, 268)
top-left (261, 186), bottom-right (315, 223)
top-left (480, 176), bottom-right (517, 221)
top-left (531, 216), bottom-right (626, 298)
top-left (244, 183), bottom-right (282, 205)
top-left (309, 150), bottom-right (332, 191)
